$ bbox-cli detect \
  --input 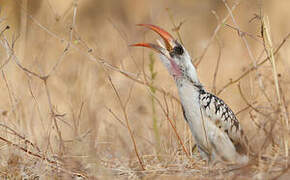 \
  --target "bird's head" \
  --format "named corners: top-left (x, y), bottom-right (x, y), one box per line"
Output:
top-left (131, 24), bottom-right (199, 83)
